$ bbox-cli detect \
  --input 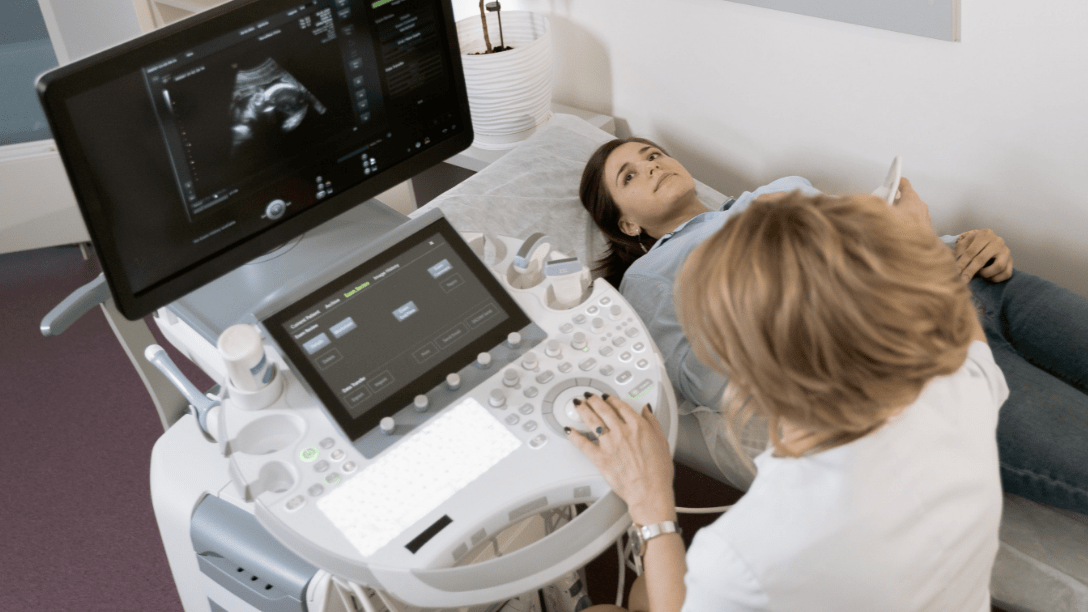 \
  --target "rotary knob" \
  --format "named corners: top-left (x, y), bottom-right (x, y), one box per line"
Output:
top-left (476, 352), bottom-right (492, 369)
top-left (446, 373), bottom-right (461, 390)
top-left (507, 332), bottom-right (522, 348)
top-left (503, 369), bottom-right (520, 387)
top-left (379, 417), bottom-right (395, 435)
top-left (489, 388), bottom-right (506, 407)
top-left (545, 339), bottom-right (561, 358)
top-left (571, 332), bottom-right (588, 351)
top-left (608, 304), bottom-right (623, 321)
top-left (413, 395), bottom-right (429, 413)
top-left (591, 317), bottom-right (604, 331)
top-left (521, 353), bottom-right (539, 371)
